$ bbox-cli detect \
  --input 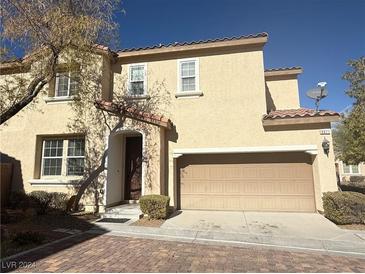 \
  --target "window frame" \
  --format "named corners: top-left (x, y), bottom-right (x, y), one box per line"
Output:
top-left (66, 138), bottom-right (85, 176)
top-left (40, 137), bottom-right (85, 178)
top-left (41, 139), bottom-right (64, 177)
top-left (342, 163), bottom-right (360, 175)
top-left (55, 71), bottom-right (79, 98)
top-left (177, 58), bottom-right (200, 93)
top-left (127, 63), bottom-right (148, 96)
